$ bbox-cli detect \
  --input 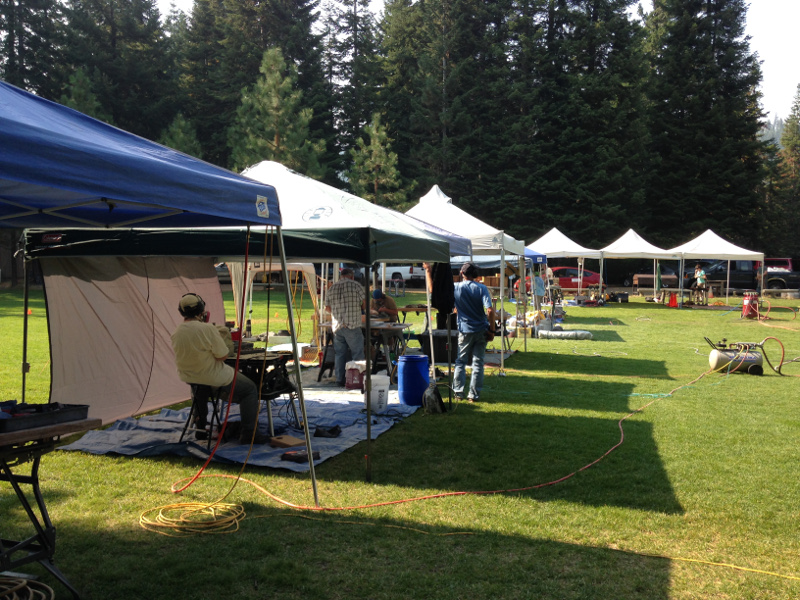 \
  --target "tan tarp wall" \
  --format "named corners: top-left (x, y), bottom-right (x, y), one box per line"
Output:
top-left (40, 256), bottom-right (224, 424)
